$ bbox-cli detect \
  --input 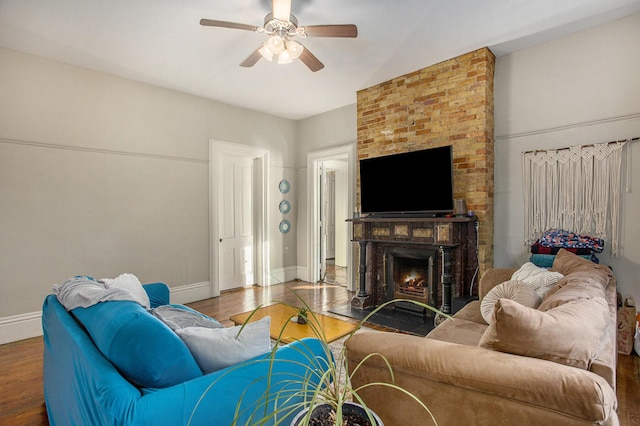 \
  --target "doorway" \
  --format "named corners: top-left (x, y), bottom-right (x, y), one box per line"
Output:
top-left (307, 144), bottom-right (356, 290)
top-left (210, 140), bottom-right (269, 297)
top-left (320, 161), bottom-right (347, 286)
